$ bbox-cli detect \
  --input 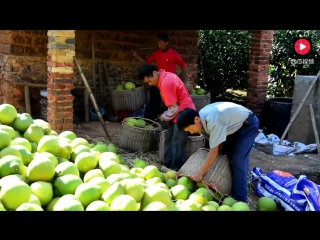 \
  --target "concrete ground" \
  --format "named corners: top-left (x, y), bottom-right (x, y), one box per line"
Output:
top-left (73, 121), bottom-right (320, 183)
